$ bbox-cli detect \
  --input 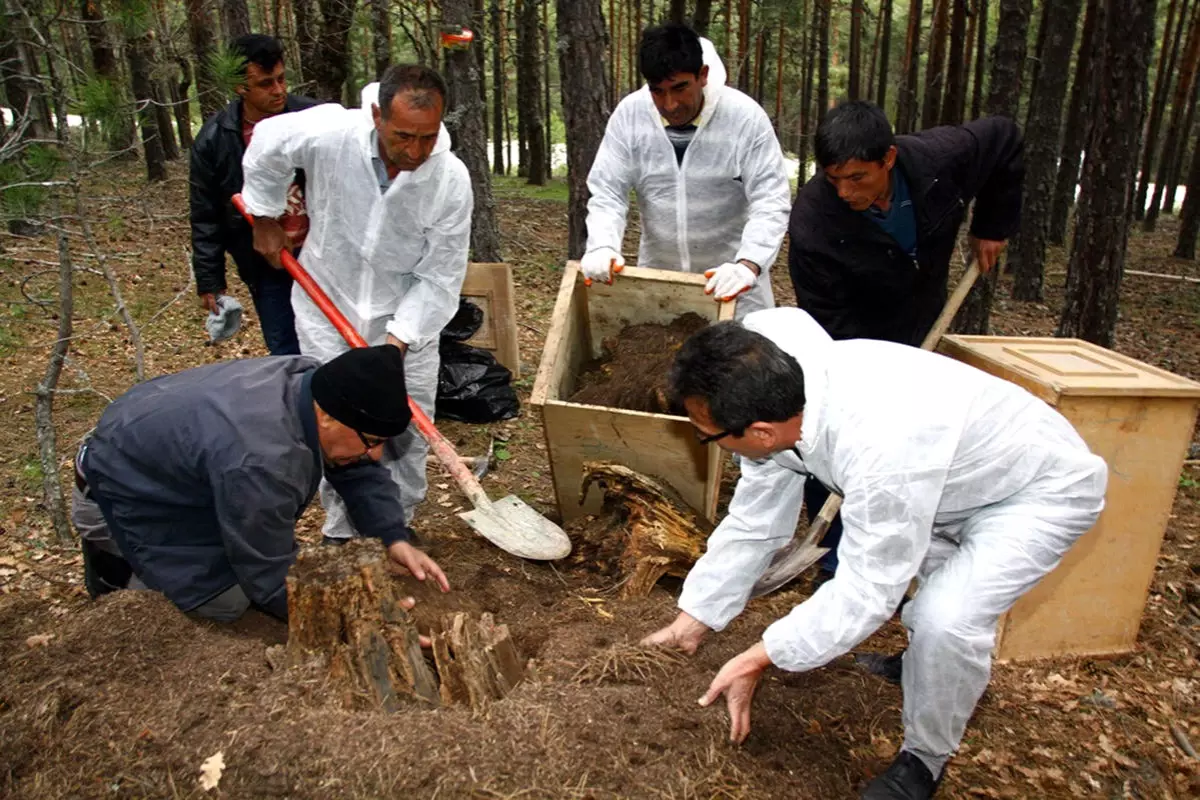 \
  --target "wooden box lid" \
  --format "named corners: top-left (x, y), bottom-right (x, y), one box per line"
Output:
top-left (939, 336), bottom-right (1200, 402)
